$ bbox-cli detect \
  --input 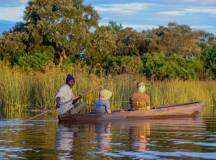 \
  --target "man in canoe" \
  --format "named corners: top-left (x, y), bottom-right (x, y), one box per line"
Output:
top-left (95, 89), bottom-right (112, 114)
top-left (129, 82), bottom-right (150, 111)
top-left (55, 74), bottom-right (86, 117)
